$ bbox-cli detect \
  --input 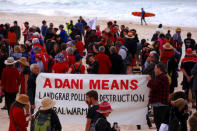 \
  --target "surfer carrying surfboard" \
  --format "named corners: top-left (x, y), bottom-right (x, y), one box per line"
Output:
top-left (141, 8), bottom-right (147, 25)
